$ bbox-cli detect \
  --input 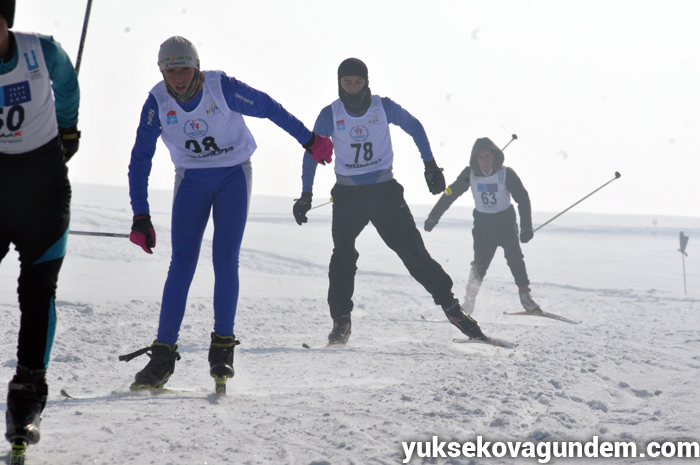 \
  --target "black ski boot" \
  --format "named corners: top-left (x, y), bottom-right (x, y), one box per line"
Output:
top-left (208, 333), bottom-right (240, 394)
top-left (5, 366), bottom-right (48, 446)
top-left (119, 342), bottom-right (181, 390)
top-left (442, 299), bottom-right (488, 340)
top-left (328, 315), bottom-right (352, 345)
